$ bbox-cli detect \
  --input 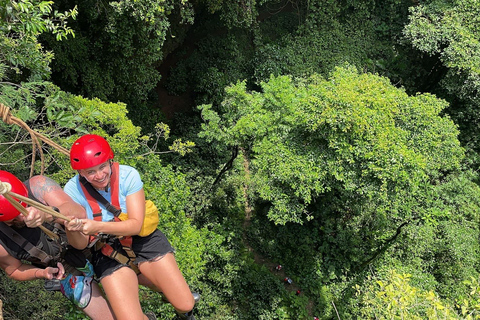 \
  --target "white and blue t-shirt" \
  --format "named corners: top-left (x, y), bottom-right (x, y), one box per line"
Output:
top-left (64, 164), bottom-right (143, 221)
